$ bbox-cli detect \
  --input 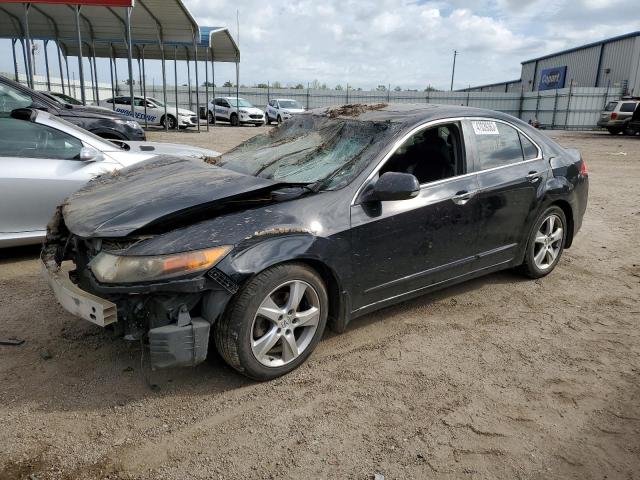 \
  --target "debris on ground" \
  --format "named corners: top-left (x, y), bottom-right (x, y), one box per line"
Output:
top-left (0, 338), bottom-right (24, 346)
